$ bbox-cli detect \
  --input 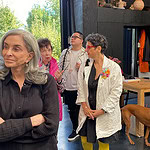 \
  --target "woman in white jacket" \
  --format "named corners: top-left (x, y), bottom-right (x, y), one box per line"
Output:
top-left (76, 33), bottom-right (123, 150)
